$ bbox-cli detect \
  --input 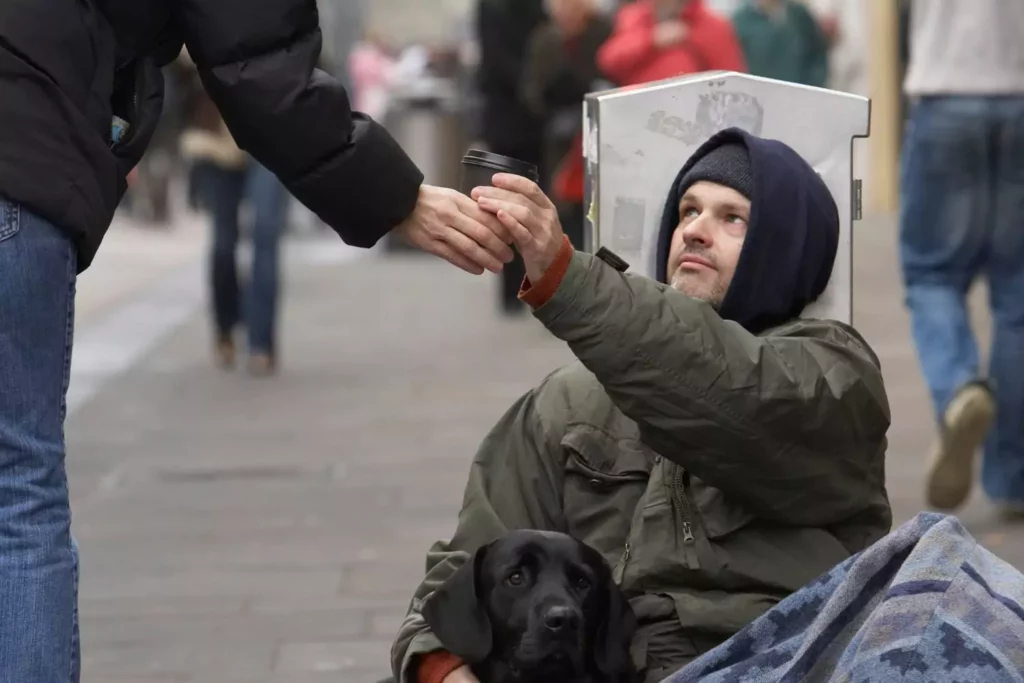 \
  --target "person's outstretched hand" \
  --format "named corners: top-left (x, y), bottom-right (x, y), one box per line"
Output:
top-left (394, 184), bottom-right (514, 274)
